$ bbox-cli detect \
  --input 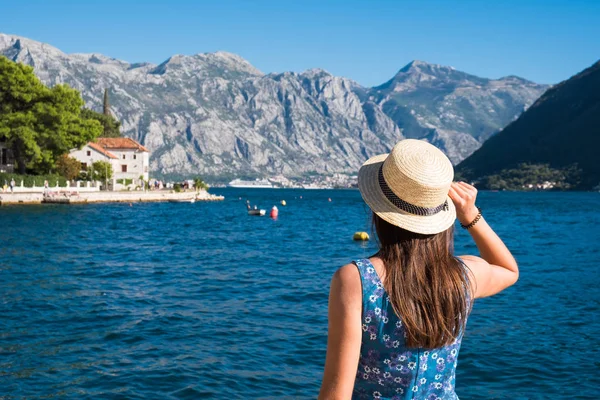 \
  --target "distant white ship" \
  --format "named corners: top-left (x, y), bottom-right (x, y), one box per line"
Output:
top-left (302, 184), bottom-right (333, 189)
top-left (228, 178), bottom-right (274, 189)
